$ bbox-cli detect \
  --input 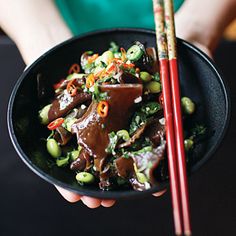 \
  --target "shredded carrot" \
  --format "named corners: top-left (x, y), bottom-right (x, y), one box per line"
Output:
top-left (112, 58), bottom-right (123, 65)
top-left (87, 54), bottom-right (99, 64)
top-left (120, 47), bottom-right (127, 61)
top-left (122, 63), bottom-right (135, 69)
top-left (106, 63), bottom-right (116, 74)
top-left (94, 68), bottom-right (105, 78)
